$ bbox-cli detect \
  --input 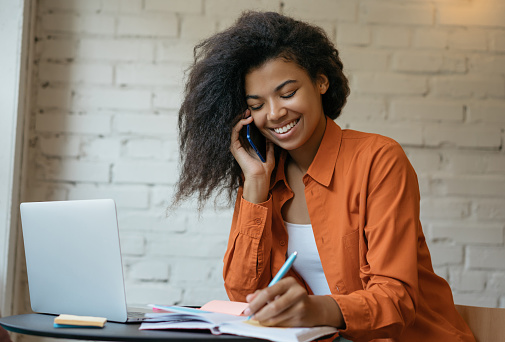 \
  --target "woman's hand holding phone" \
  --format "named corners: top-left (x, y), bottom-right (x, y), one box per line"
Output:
top-left (230, 110), bottom-right (275, 204)
top-left (246, 124), bottom-right (266, 162)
